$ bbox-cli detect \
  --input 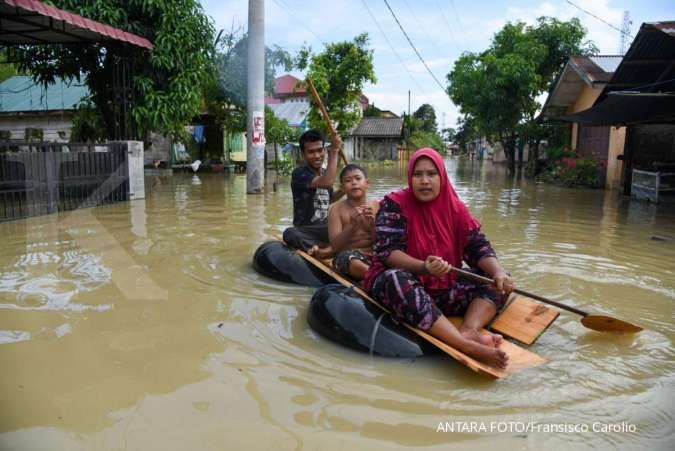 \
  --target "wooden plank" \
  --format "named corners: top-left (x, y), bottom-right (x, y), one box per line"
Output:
top-left (445, 317), bottom-right (547, 377)
top-left (490, 294), bottom-right (560, 346)
top-left (288, 242), bottom-right (546, 379)
top-left (283, 233), bottom-right (557, 346)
